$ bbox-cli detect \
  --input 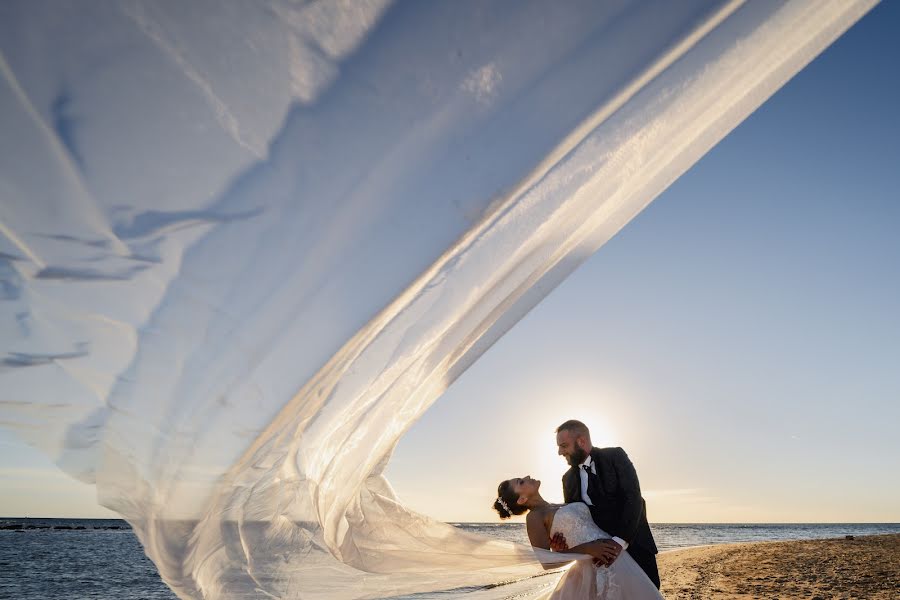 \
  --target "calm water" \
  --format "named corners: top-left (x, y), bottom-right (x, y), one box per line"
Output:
top-left (2, 518), bottom-right (898, 599)
top-left (453, 521), bottom-right (900, 552)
